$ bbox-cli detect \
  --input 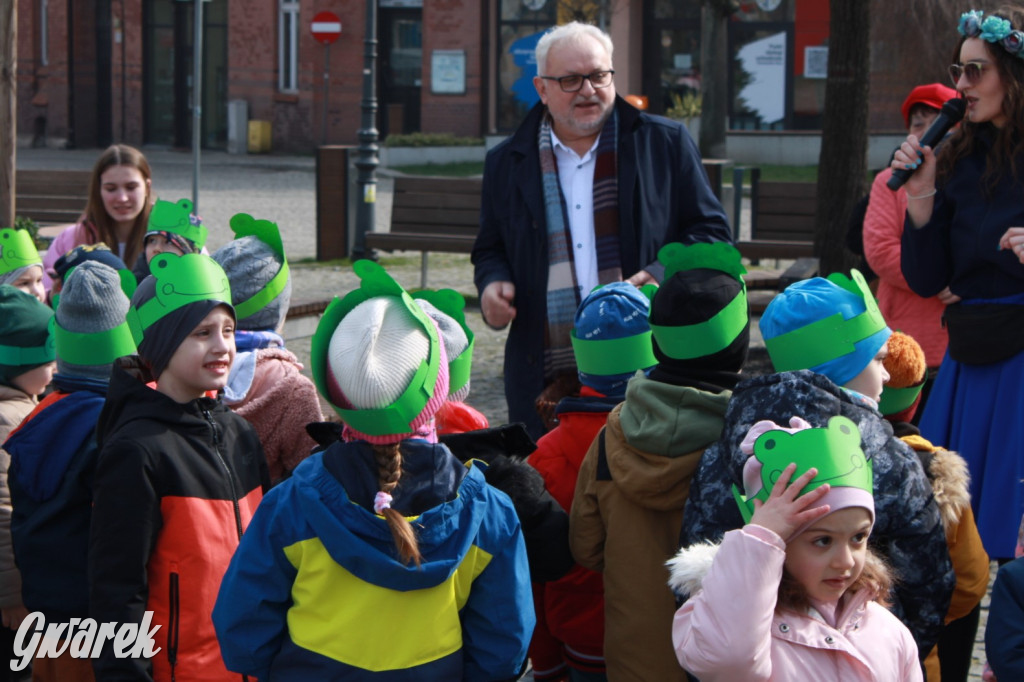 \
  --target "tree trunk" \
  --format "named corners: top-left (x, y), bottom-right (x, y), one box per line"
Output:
top-left (699, 1), bottom-right (731, 159)
top-left (815, 0), bottom-right (870, 276)
top-left (0, 0), bottom-right (15, 228)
